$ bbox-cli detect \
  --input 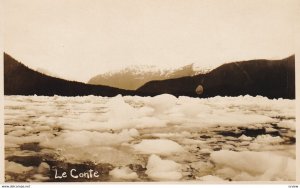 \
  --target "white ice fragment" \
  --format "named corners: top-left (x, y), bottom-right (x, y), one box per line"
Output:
top-left (216, 167), bottom-right (237, 178)
top-left (30, 174), bottom-right (50, 181)
top-left (190, 161), bottom-right (214, 171)
top-left (211, 150), bottom-right (295, 181)
top-left (5, 133), bottom-right (54, 147)
top-left (150, 131), bottom-right (191, 139)
top-left (195, 112), bottom-right (276, 128)
top-left (128, 128), bottom-right (140, 137)
top-left (144, 94), bottom-right (177, 114)
top-left (238, 134), bottom-right (252, 141)
top-left (196, 175), bottom-right (225, 181)
top-left (109, 166), bottom-right (138, 180)
top-left (52, 146), bottom-right (136, 165)
top-left (277, 120), bottom-right (295, 130)
top-left (133, 139), bottom-right (185, 155)
top-left (248, 143), bottom-right (261, 150)
top-left (134, 117), bottom-right (167, 129)
top-left (37, 162), bottom-right (50, 174)
top-left (146, 154), bottom-right (182, 181)
top-left (254, 135), bottom-right (284, 144)
top-left (7, 130), bottom-right (28, 137)
top-left (5, 160), bottom-right (34, 174)
top-left (41, 129), bottom-right (136, 148)
top-left (265, 127), bottom-right (278, 133)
